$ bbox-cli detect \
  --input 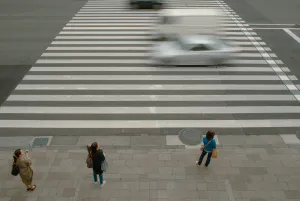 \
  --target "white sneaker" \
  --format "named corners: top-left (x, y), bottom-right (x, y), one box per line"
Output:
top-left (196, 161), bottom-right (200, 167)
top-left (94, 181), bottom-right (98, 184)
top-left (101, 180), bottom-right (106, 187)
